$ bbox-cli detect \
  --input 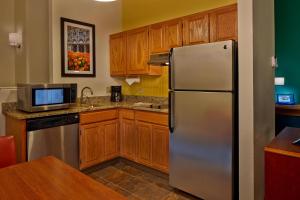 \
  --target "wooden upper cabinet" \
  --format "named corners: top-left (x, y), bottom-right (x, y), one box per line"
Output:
top-left (110, 33), bottom-right (126, 76)
top-left (109, 4), bottom-right (237, 77)
top-left (183, 13), bottom-right (209, 45)
top-left (149, 19), bottom-right (183, 54)
top-left (126, 27), bottom-right (149, 75)
top-left (149, 23), bottom-right (165, 54)
top-left (164, 19), bottom-right (183, 50)
top-left (210, 4), bottom-right (238, 42)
